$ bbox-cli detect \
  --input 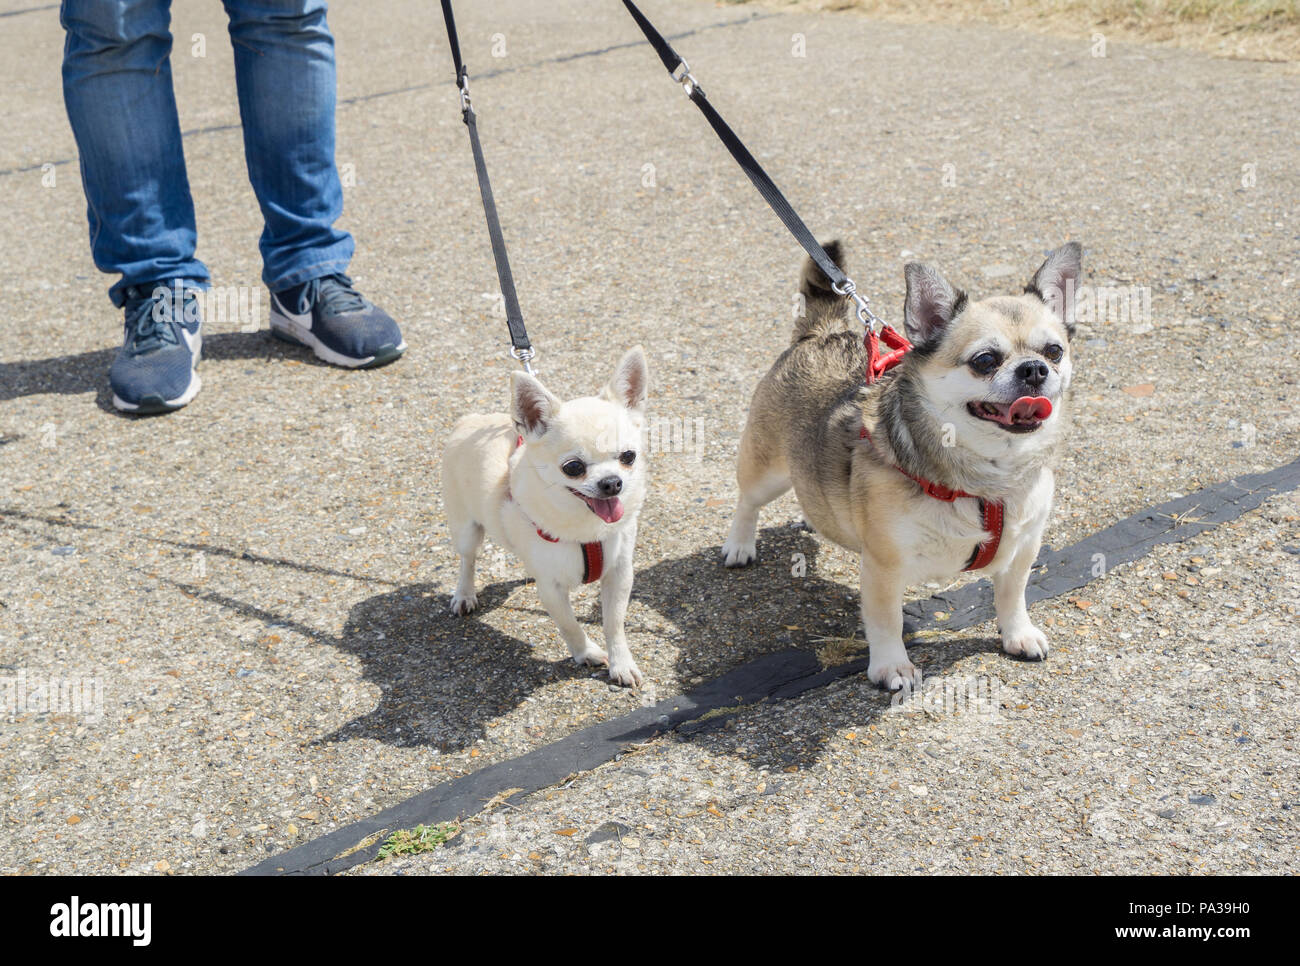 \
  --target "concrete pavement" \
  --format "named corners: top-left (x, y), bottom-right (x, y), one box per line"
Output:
top-left (1, 0), bottom-right (1297, 874)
